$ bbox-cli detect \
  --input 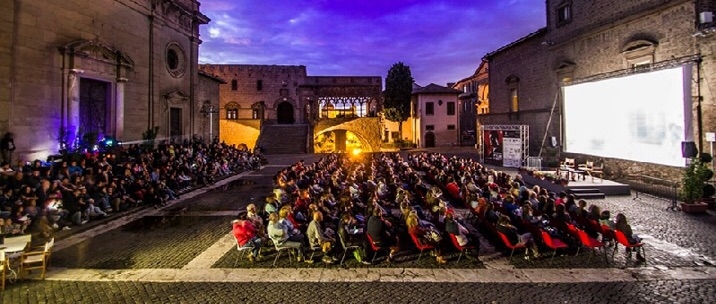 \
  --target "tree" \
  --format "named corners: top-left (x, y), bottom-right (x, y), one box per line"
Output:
top-left (384, 62), bottom-right (413, 140)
